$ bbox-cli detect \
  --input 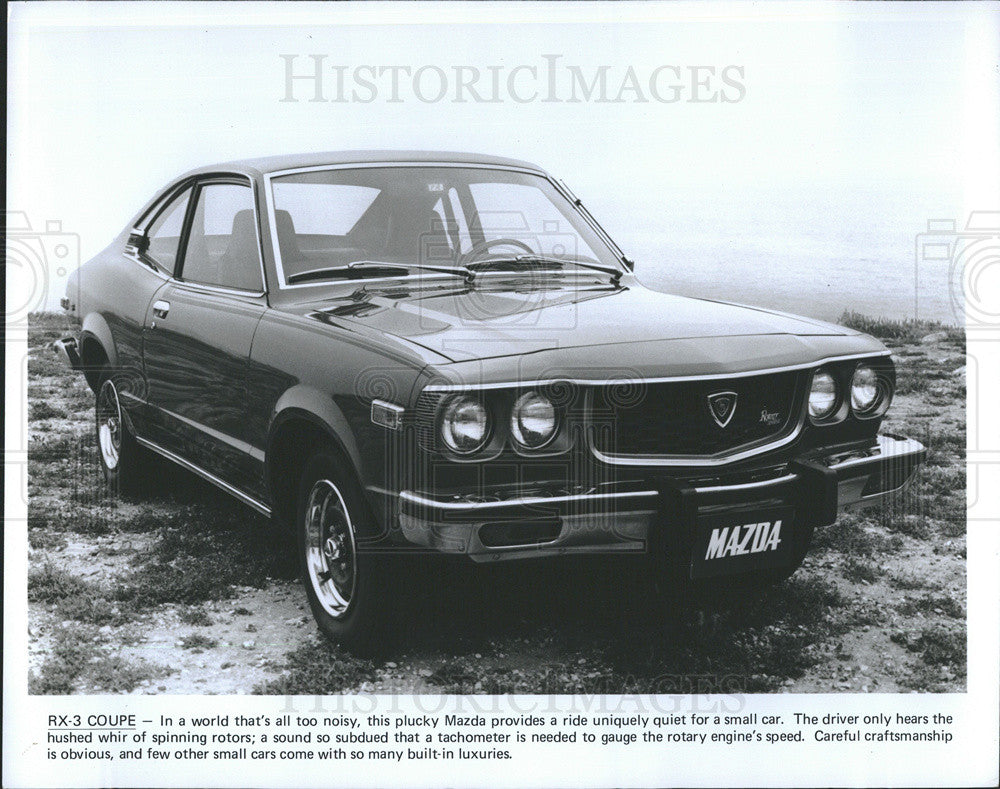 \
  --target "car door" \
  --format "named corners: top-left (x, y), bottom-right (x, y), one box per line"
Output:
top-left (83, 185), bottom-right (192, 434)
top-left (141, 176), bottom-right (269, 500)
